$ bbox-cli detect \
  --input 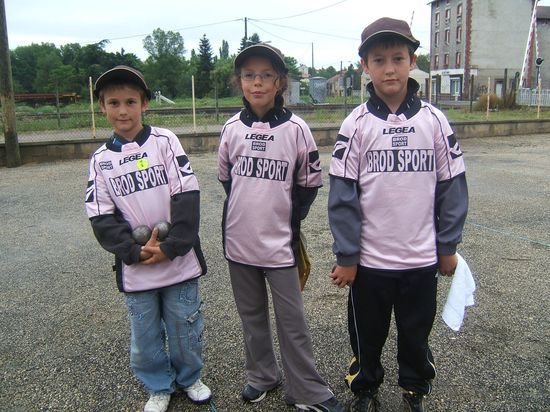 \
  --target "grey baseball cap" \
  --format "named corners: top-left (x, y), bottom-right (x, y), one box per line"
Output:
top-left (358, 17), bottom-right (420, 57)
top-left (94, 65), bottom-right (152, 99)
top-left (234, 43), bottom-right (289, 73)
